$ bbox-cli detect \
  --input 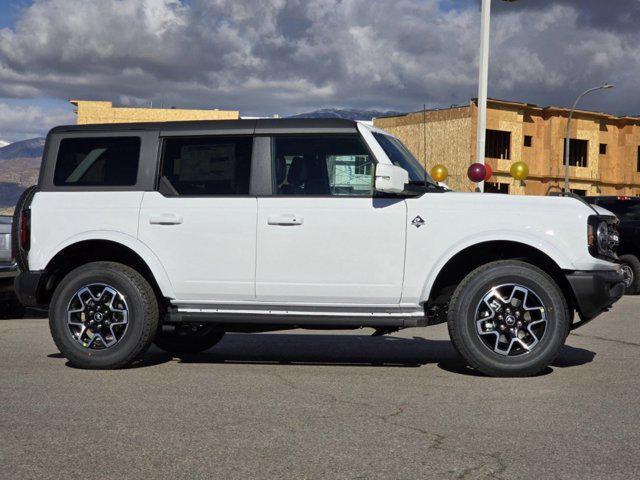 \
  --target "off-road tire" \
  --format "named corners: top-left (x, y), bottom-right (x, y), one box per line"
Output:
top-left (447, 260), bottom-right (570, 377)
top-left (49, 262), bottom-right (159, 369)
top-left (154, 326), bottom-right (225, 354)
top-left (618, 254), bottom-right (640, 295)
